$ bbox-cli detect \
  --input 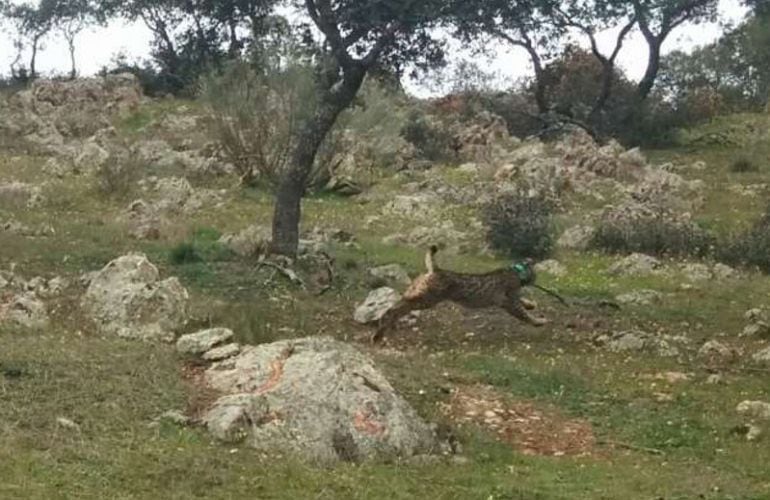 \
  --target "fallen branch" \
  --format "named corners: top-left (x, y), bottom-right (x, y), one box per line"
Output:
top-left (257, 260), bottom-right (306, 289)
